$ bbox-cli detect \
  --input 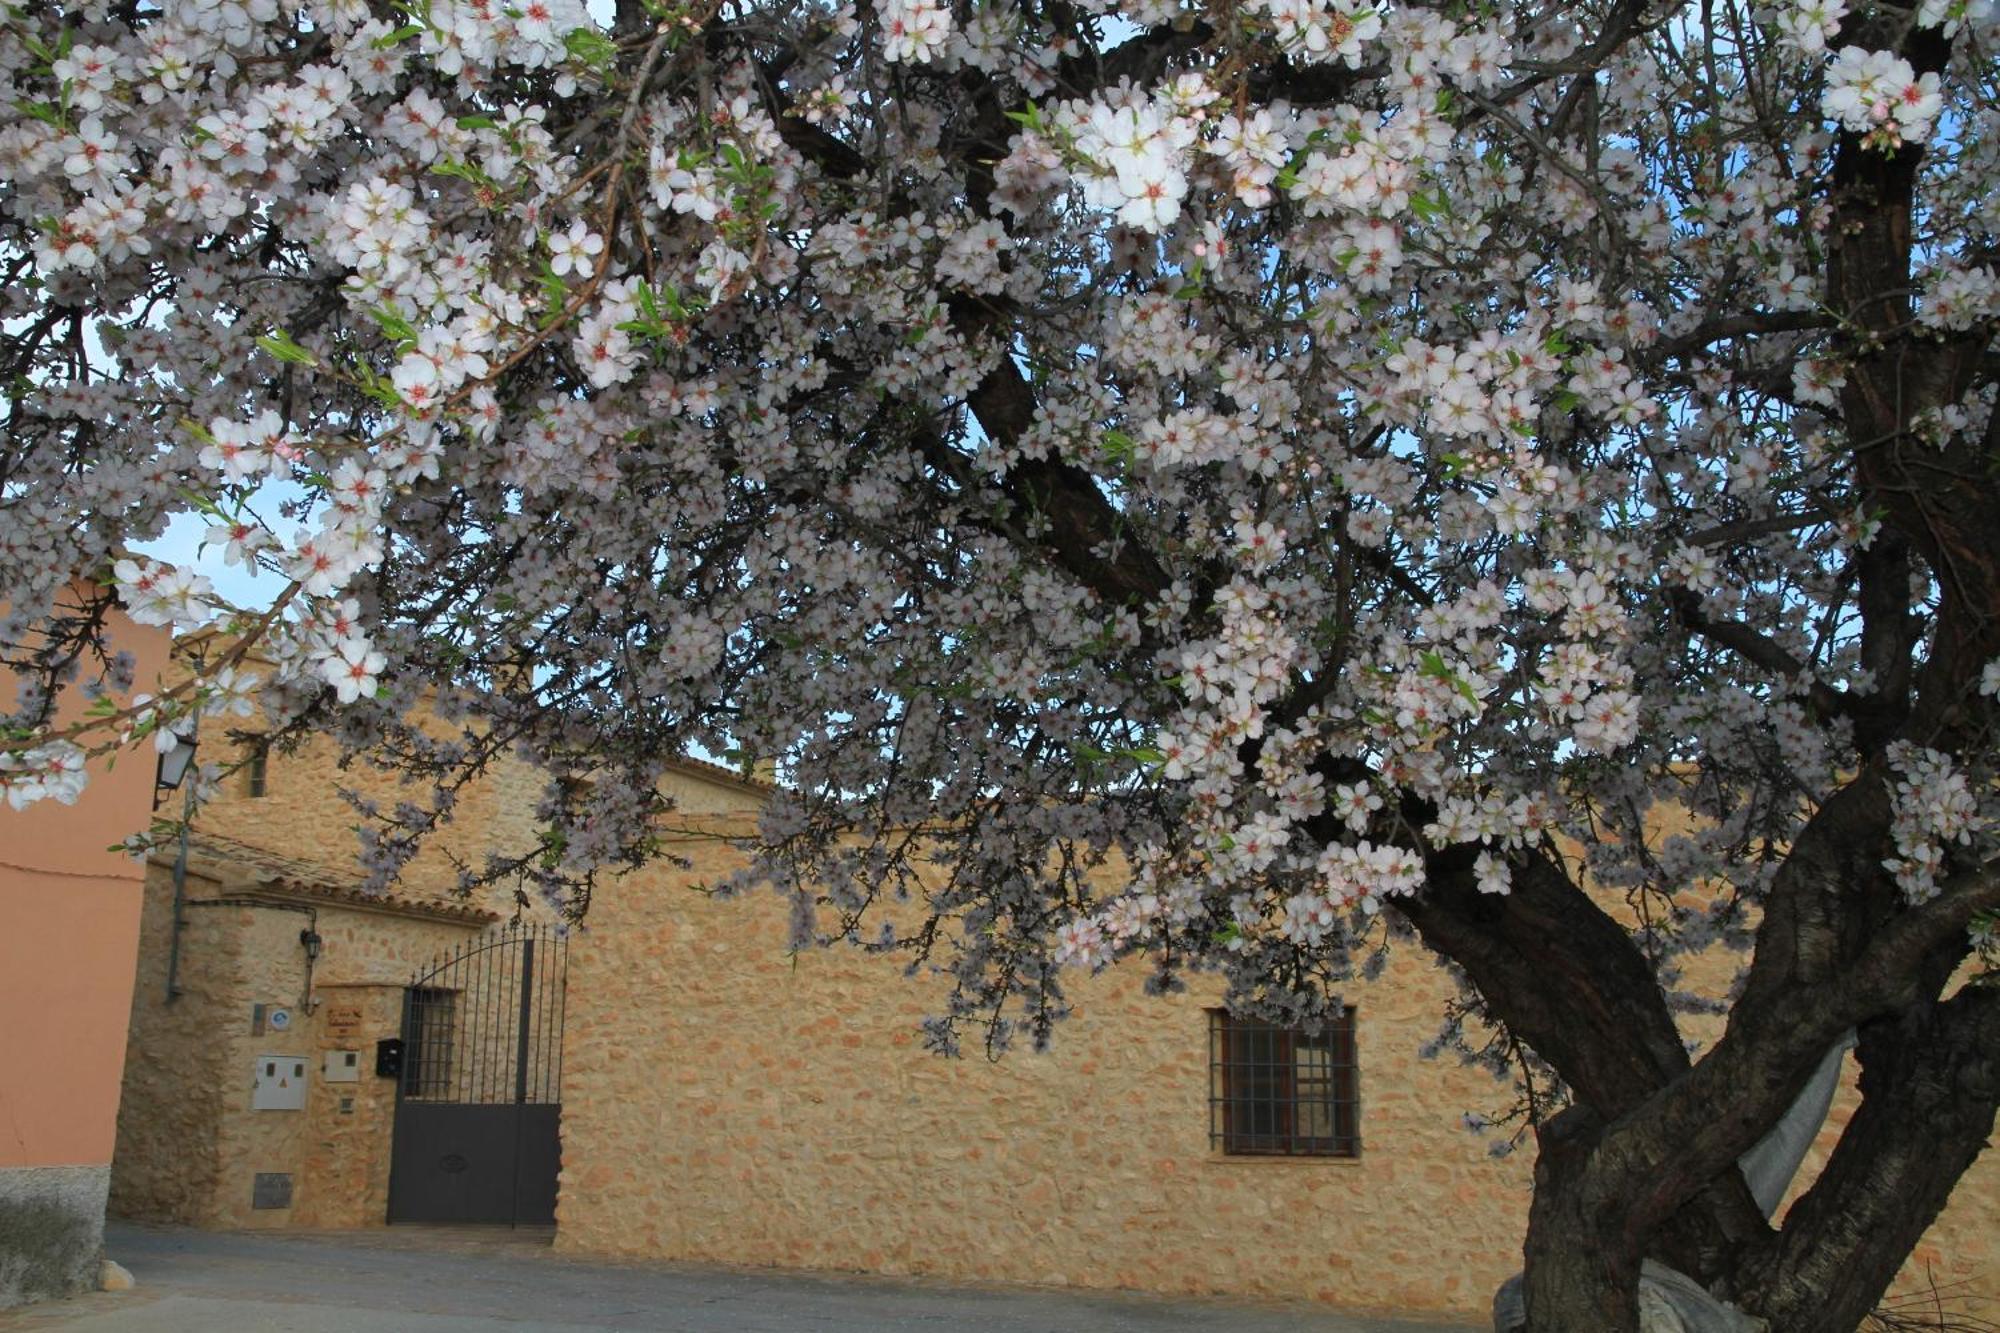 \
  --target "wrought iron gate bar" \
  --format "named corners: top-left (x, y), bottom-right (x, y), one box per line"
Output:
top-left (387, 922), bottom-right (567, 1227)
